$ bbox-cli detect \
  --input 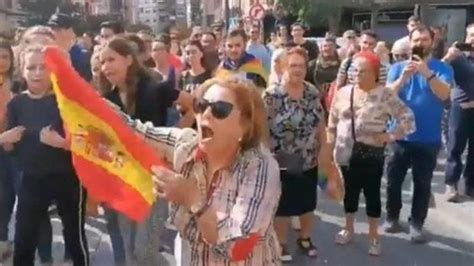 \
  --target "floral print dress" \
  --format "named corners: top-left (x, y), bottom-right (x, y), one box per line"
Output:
top-left (263, 82), bottom-right (325, 171)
